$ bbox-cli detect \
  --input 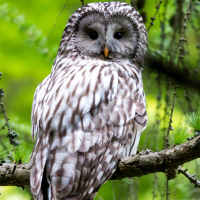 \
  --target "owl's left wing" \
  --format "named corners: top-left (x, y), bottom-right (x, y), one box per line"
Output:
top-left (30, 62), bottom-right (119, 196)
